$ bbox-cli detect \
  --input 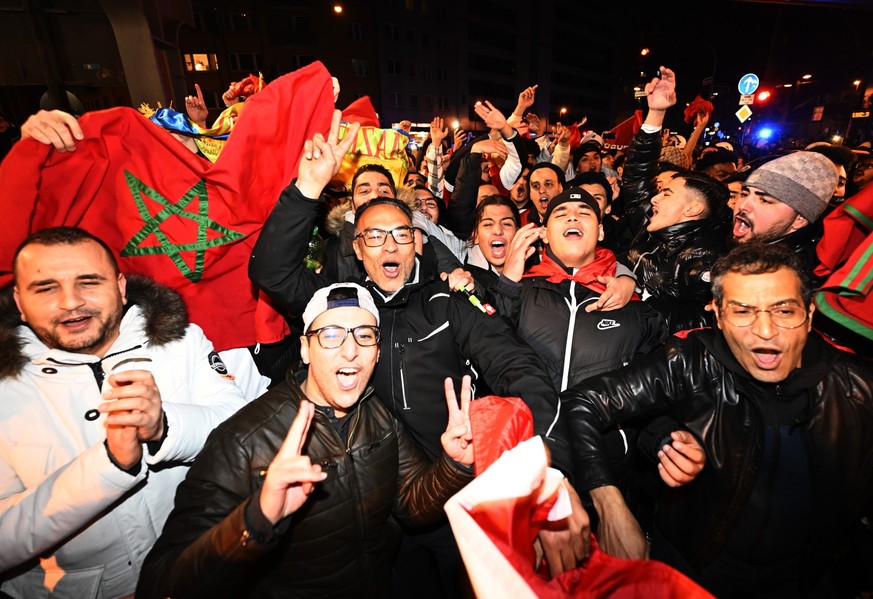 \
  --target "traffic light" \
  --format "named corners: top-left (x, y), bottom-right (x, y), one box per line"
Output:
top-left (757, 90), bottom-right (772, 102)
